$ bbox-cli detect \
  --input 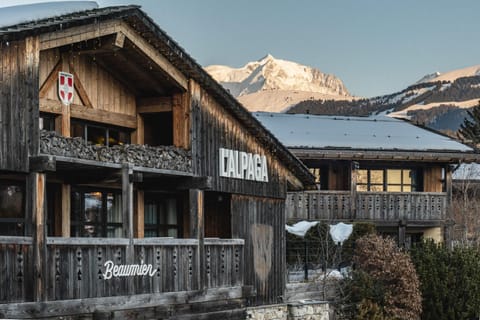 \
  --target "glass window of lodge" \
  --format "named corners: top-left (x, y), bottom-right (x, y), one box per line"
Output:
top-left (357, 168), bottom-right (419, 192)
top-left (144, 194), bottom-right (182, 237)
top-left (0, 181), bottom-right (25, 236)
top-left (71, 120), bottom-right (130, 147)
top-left (71, 189), bottom-right (123, 237)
